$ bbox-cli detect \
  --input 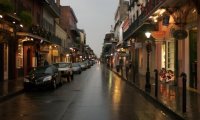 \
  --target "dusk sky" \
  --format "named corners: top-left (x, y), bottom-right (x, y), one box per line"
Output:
top-left (60, 0), bottom-right (119, 57)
